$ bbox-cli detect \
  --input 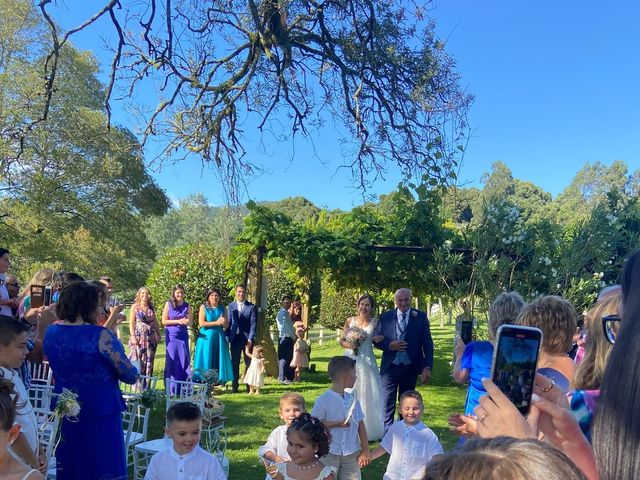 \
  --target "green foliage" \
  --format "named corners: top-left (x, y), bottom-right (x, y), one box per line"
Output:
top-left (318, 276), bottom-right (359, 330)
top-left (0, 0), bottom-right (169, 290)
top-left (259, 197), bottom-right (321, 224)
top-left (146, 243), bottom-right (231, 328)
top-left (263, 266), bottom-right (297, 327)
top-left (144, 194), bottom-right (245, 256)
